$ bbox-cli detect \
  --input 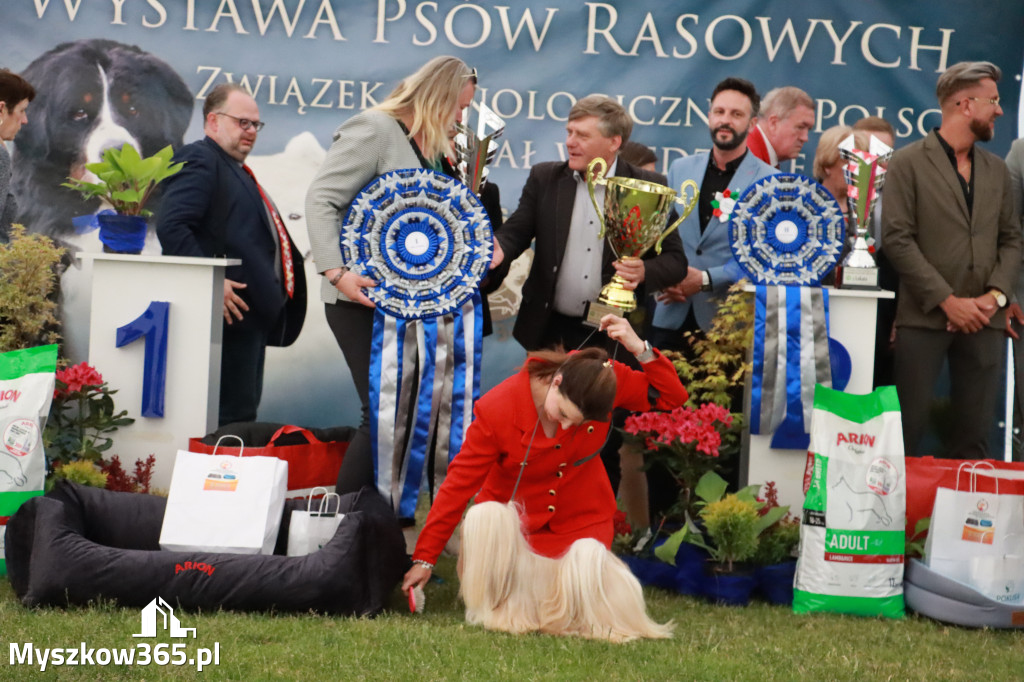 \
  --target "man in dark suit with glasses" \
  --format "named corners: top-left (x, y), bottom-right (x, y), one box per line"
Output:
top-left (157, 83), bottom-right (305, 426)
